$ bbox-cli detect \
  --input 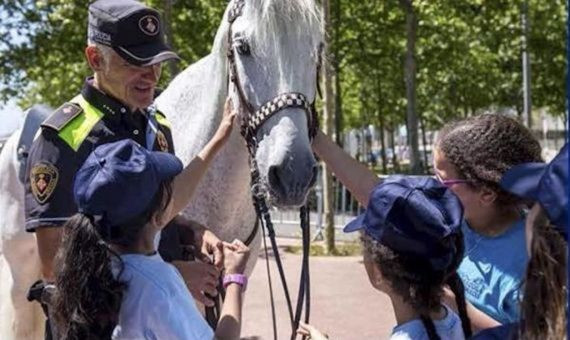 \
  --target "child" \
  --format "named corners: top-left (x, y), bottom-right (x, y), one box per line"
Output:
top-left (473, 144), bottom-right (568, 339)
top-left (51, 116), bottom-right (249, 338)
top-left (433, 114), bottom-right (542, 325)
top-left (299, 176), bottom-right (472, 340)
top-left (312, 114), bottom-right (543, 328)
